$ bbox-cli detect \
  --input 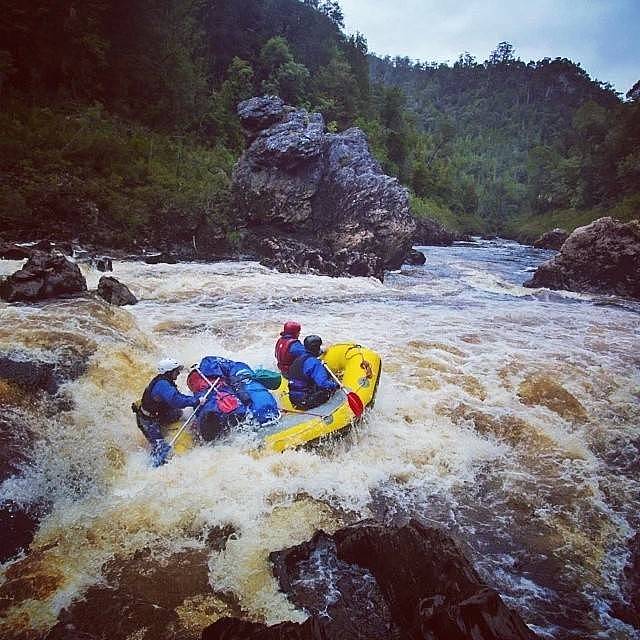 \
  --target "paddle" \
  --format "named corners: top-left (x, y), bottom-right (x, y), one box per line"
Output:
top-left (323, 364), bottom-right (364, 417)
